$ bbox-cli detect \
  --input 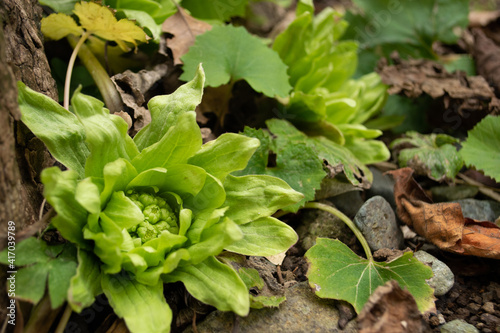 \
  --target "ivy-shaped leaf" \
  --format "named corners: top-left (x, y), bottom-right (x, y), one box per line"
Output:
top-left (460, 115), bottom-right (500, 182)
top-left (306, 238), bottom-right (435, 314)
top-left (0, 238), bottom-right (78, 309)
top-left (391, 131), bottom-right (463, 182)
top-left (181, 25), bottom-right (292, 98)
